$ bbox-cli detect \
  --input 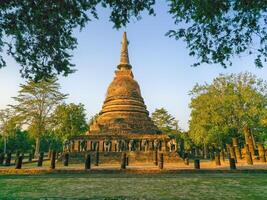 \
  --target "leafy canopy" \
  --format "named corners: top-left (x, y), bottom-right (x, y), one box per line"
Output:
top-left (167, 0), bottom-right (267, 68)
top-left (51, 103), bottom-right (88, 140)
top-left (1, 1), bottom-right (266, 80)
top-left (151, 108), bottom-right (179, 135)
top-left (189, 72), bottom-right (267, 147)
top-left (0, 108), bottom-right (21, 139)
top-left (10, 78), bottom-right (67, 155)
top-left (0, 0), bottom-right (155, 80)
